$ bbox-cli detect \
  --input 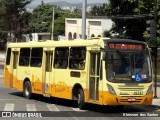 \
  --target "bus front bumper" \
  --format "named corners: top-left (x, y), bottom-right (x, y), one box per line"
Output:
top-left (102, 91), bottom-right (153, 105)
